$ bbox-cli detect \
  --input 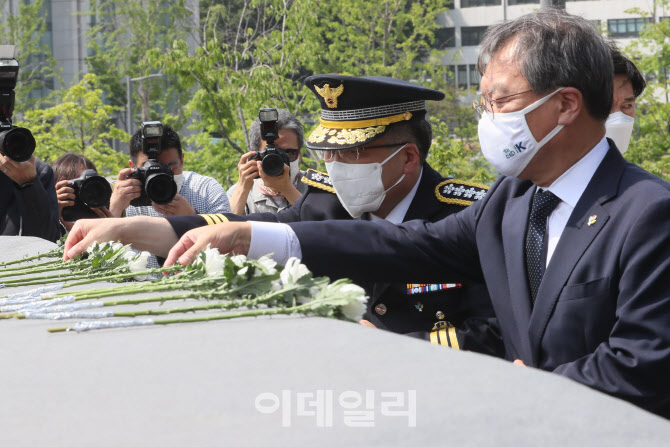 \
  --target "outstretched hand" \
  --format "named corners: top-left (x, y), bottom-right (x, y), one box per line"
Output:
top-left (164, 222), bottom-right (253, 267)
